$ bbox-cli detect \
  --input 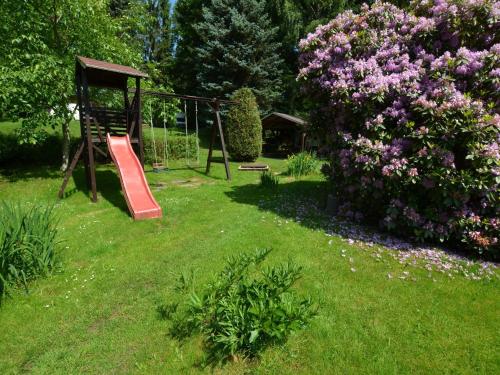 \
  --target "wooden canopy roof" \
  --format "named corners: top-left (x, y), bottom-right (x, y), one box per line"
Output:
top-left (262, 112), bottom-right (307, 130)
top-left (76, 56), bottom-right (148, 89)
